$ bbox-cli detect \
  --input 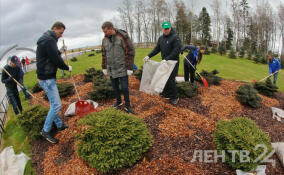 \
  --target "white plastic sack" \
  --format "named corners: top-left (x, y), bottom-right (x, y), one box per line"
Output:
top-left (272, 142), bottom-right (284, 168)
top-left (64, 100), bottom-right (98, 116)
top-left (236, 165), bottom-right (266, 175)
top-left (0, 146), bottom-right (30, 175)
top-left (271, 107), bottom-right (284, 122)
top-left (140, 60), bottom-right (177, 94)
